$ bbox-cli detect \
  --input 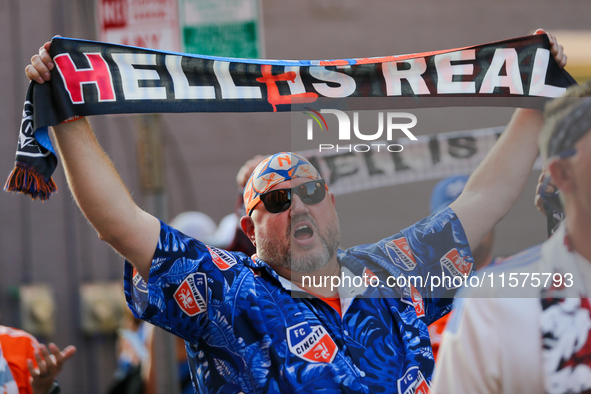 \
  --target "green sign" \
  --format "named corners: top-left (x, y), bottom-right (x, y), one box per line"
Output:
top-left (179, 0), bottom-right (263, 58)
